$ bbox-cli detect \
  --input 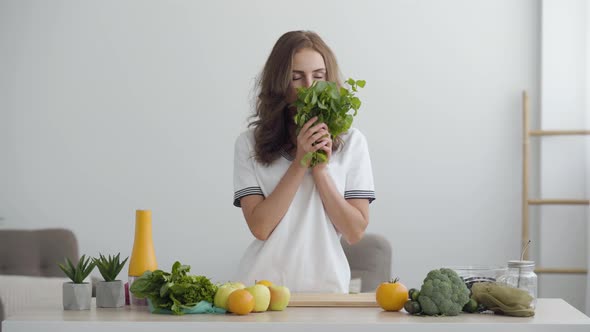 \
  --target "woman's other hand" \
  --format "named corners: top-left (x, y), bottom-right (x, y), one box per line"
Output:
top-left (295, 116), bottom-right (329, 168)
top-left (311, 127), bottom-right (332, 174)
